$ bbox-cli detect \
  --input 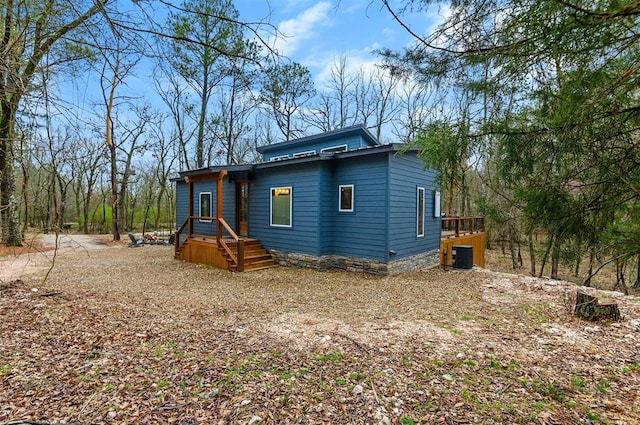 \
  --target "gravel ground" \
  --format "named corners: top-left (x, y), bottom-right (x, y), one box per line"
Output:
top-left (1, 237), bottom-right (640, 424)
